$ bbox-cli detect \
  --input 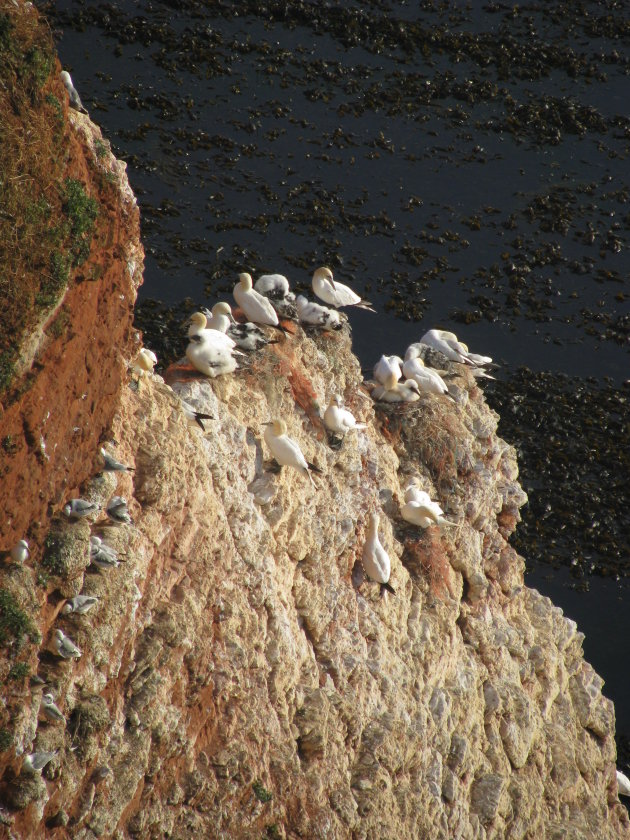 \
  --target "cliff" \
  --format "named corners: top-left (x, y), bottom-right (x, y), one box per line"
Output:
top-left (0, 4), bottom-right (629, 839)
